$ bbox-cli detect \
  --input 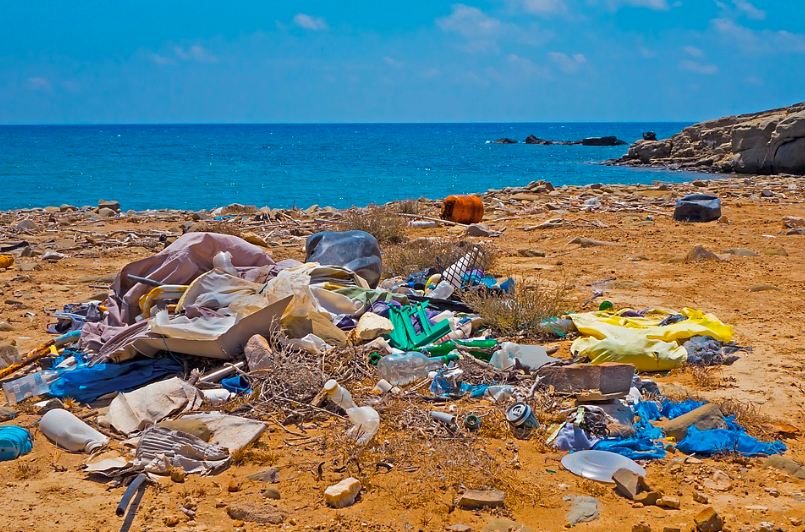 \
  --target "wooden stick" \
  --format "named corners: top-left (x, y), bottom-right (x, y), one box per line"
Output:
top-left (399, 213), bottom-right (470, 228)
